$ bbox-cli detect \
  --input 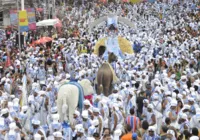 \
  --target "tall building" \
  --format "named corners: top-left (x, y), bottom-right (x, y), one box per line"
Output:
top-left (0, 0), bottom-right (16, 27)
